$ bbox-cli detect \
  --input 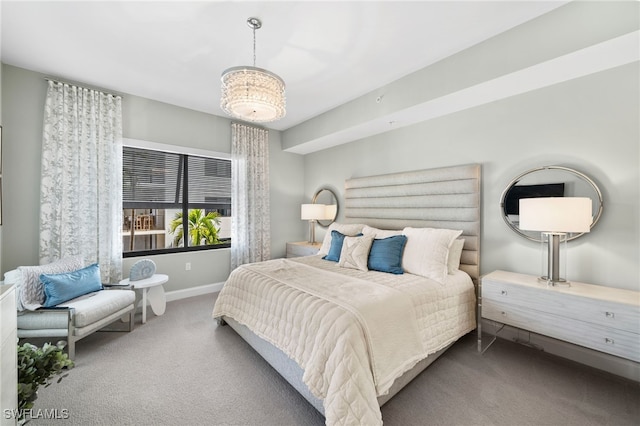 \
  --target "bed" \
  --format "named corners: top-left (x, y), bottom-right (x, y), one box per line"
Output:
top-left (212, 163), bottom-right (481, 425)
